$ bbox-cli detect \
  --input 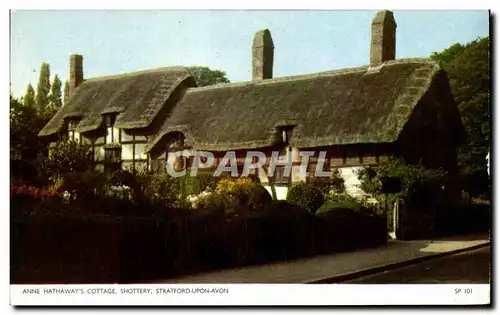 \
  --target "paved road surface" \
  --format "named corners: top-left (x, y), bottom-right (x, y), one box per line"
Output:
top-left (344, 246), bottom-right (491, 284)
